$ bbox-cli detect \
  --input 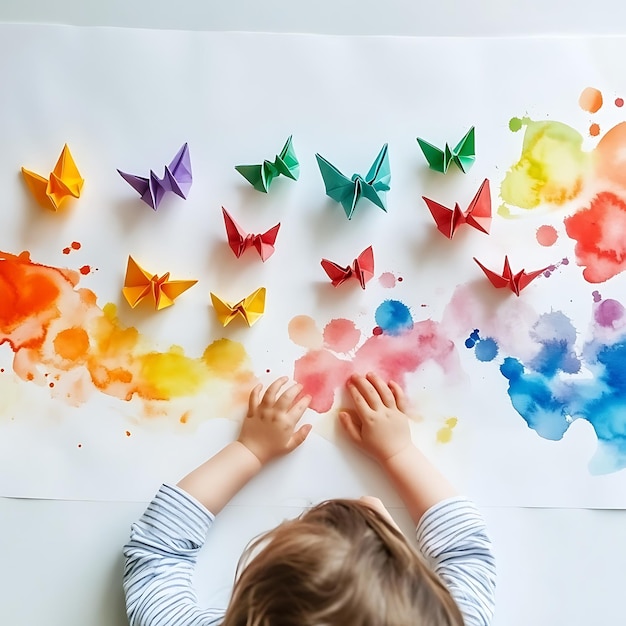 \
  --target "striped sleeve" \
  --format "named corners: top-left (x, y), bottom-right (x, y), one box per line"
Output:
top-left (416, 496), bottom-right (496, 626)
top-left (123, 483), bottom-right (225, 626)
